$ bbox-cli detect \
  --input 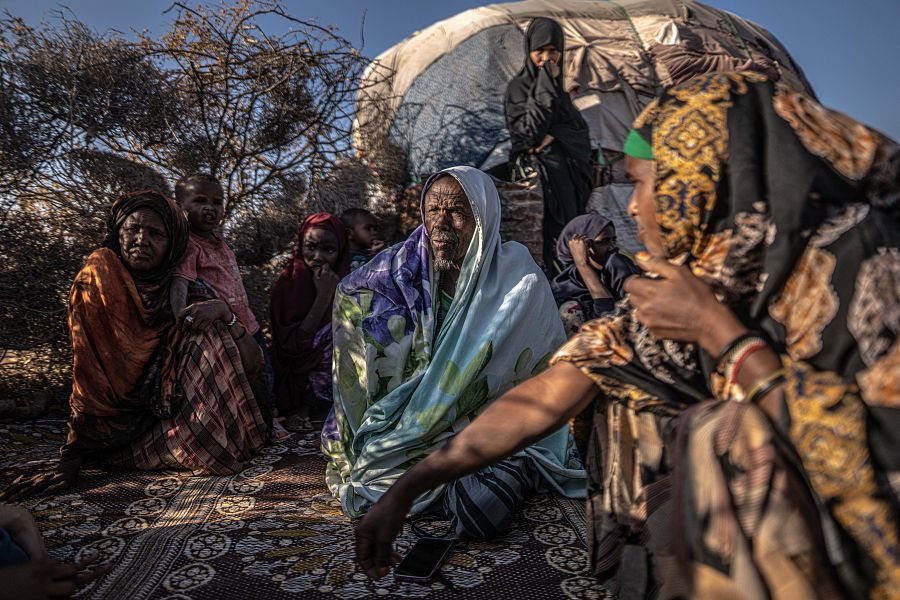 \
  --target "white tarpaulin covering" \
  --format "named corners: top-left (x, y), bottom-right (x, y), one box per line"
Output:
top-left (355, 0), bottom-right (813, 179)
